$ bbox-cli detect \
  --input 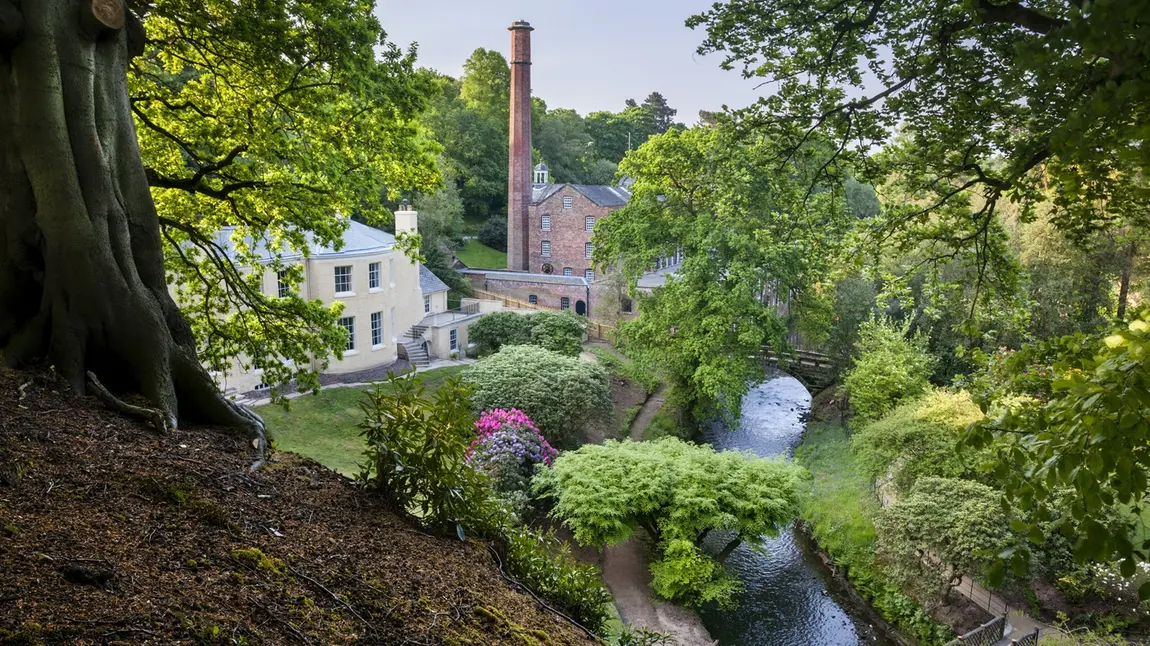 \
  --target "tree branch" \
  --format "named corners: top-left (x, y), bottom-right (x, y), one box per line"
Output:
top-left (974, 0), bottom-right (1066, 35)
